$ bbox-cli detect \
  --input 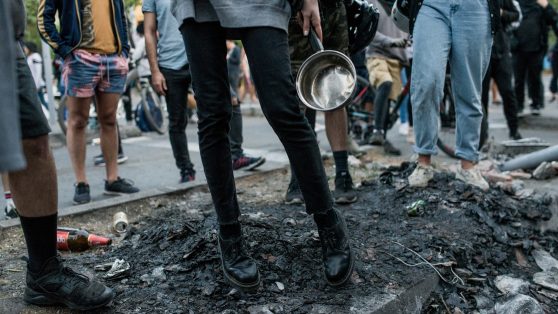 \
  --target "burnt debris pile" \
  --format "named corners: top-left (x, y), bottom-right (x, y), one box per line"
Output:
top-left (62, 162), bottom-right (557, 313)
